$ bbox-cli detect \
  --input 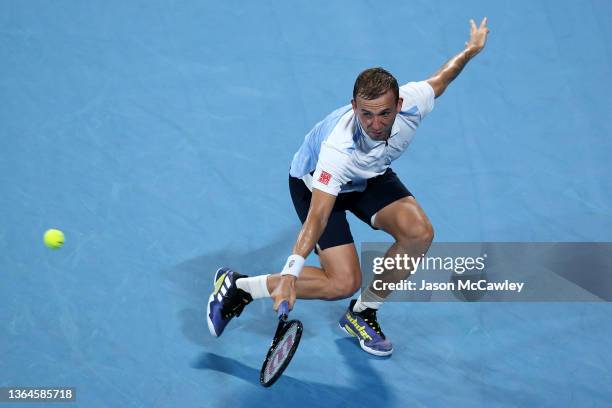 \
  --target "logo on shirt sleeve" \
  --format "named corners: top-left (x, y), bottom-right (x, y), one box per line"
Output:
top-left (318, 171), bottom-right (332, 185)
